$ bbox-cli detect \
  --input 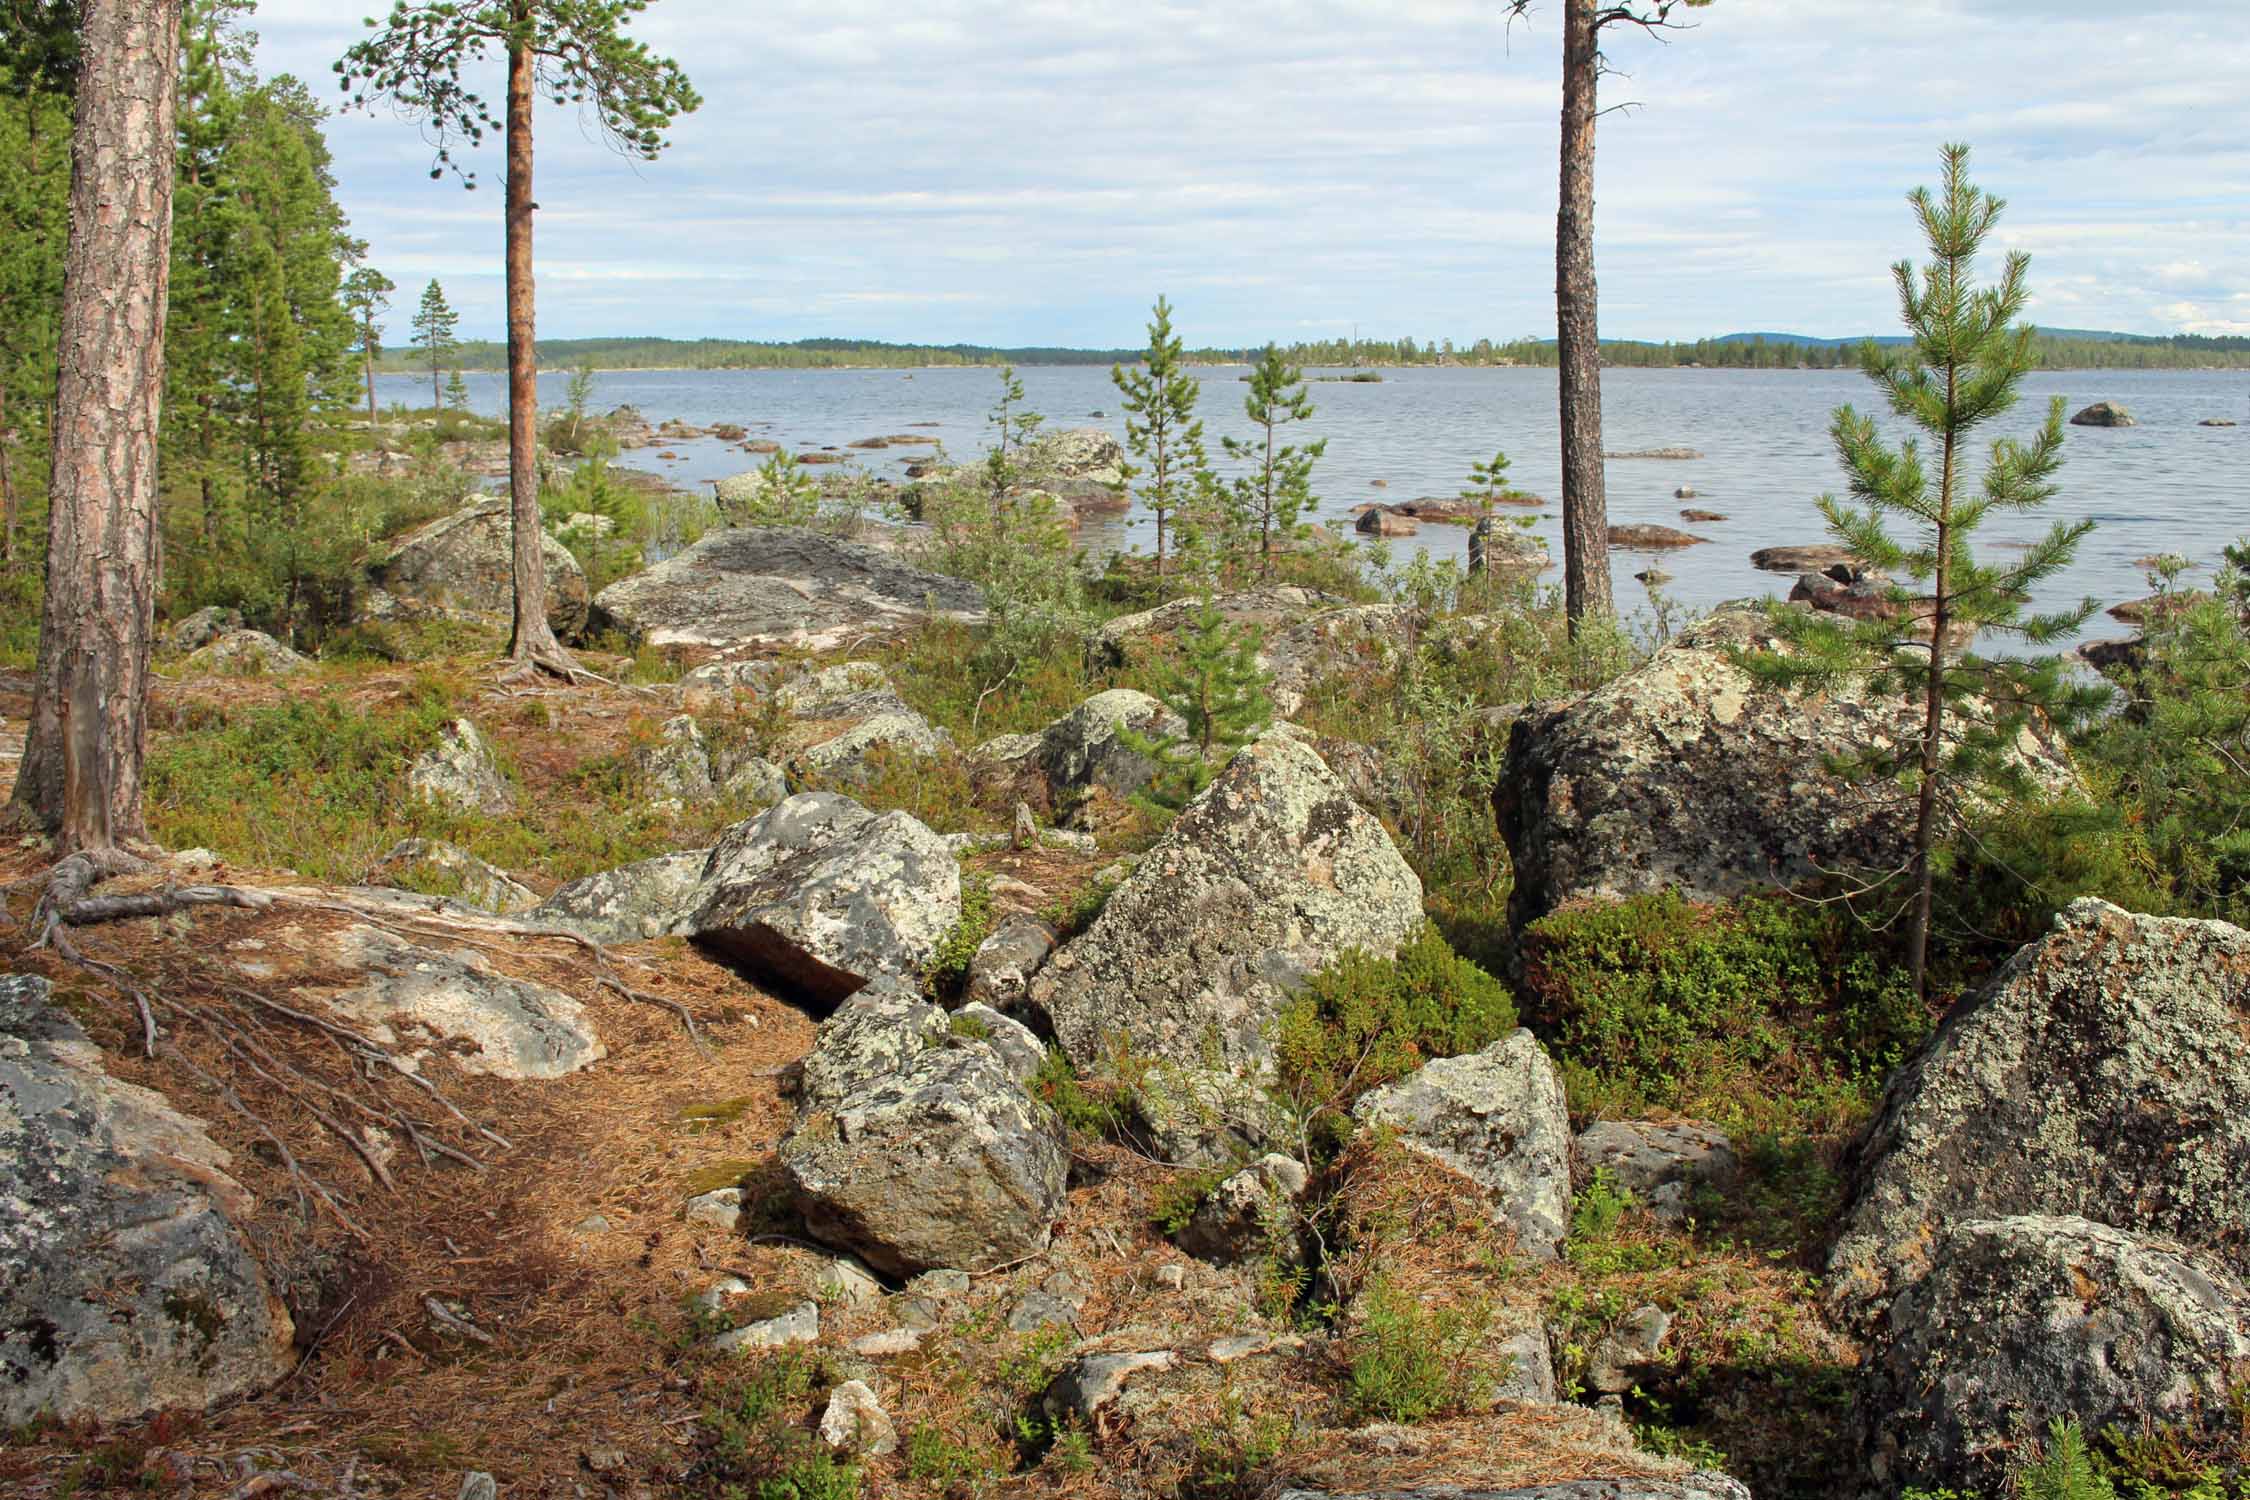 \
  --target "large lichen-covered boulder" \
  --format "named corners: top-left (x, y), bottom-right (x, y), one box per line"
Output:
top-left (780, 979), bottom-right (1067, 1276)
top-left (689, 793), bottom-right (961, 1006)
top-left (408, 718), bottom-right (514, 817)
top-left (1090, 587), bottom-right (1348, 667)
top-left (1496, 607), bottom-right (2075, 933)
top-left (1857, 1215), bottom-right (2250, 1498)
top-left (369, 498), bottom-right (589, 638)
top-left (1030, 689), bottom-right (1185, 812)
top-left (1, 975), bottom-right (295, 1424)
top-left (1352, 1029), bottom-right (1574, 1260)
top-left (1030, 735), bottom-right (1421, 1156)
top-left (1830, 898), bottom-right (2250, 1313)
top-left (589, 526), bottom-right (985, 650)
top-left (182, 629), bottom-right (311, 677)
top-left (533, 849), bottom-right (710, 945)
